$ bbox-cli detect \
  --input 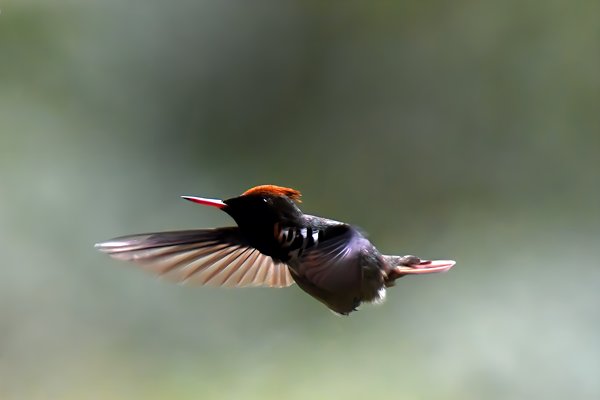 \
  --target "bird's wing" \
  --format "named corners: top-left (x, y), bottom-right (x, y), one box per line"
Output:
top-left (295, 224), bottom-right (368, 292)
top-left (95, 227), bottom-right (294, 288)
